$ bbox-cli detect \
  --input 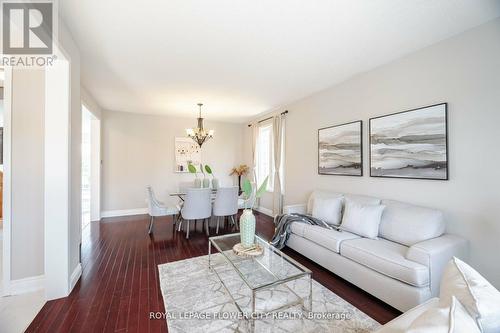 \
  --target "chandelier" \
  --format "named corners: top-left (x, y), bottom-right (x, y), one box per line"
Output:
top-left (186, 103), bottom-right (214, 147)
